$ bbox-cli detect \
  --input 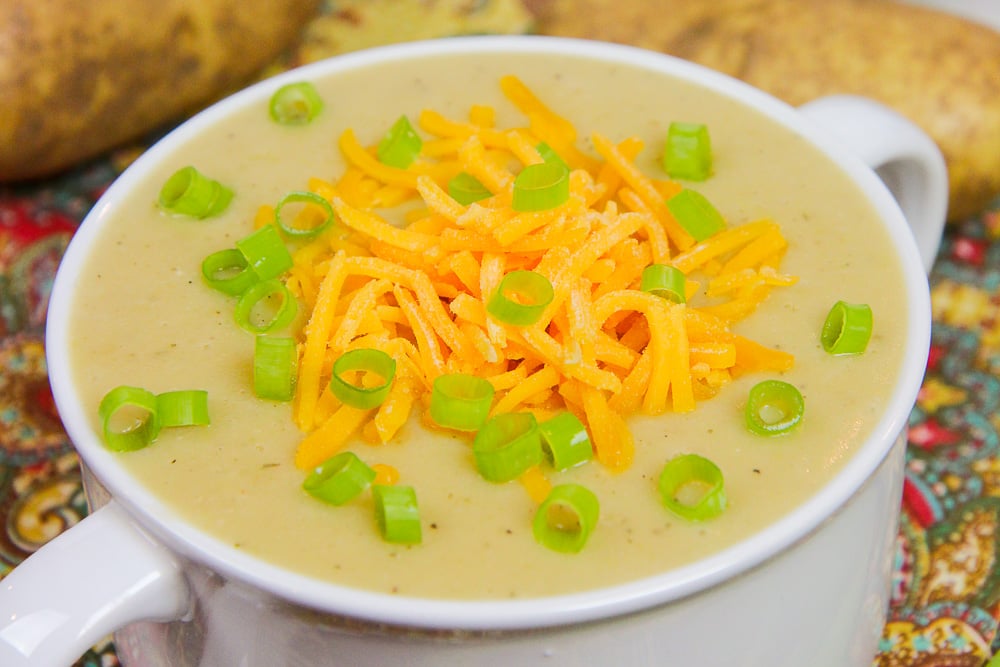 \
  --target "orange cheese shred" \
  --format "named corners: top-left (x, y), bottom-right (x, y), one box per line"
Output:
top-left (295, 404), bottom-right (372, 470)
top-left (519, 465), bottom-right (553, 504)
top-left (281, 75), bottom-right (797, 472)
top-left (372, 463), bottom-right (400, 486)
